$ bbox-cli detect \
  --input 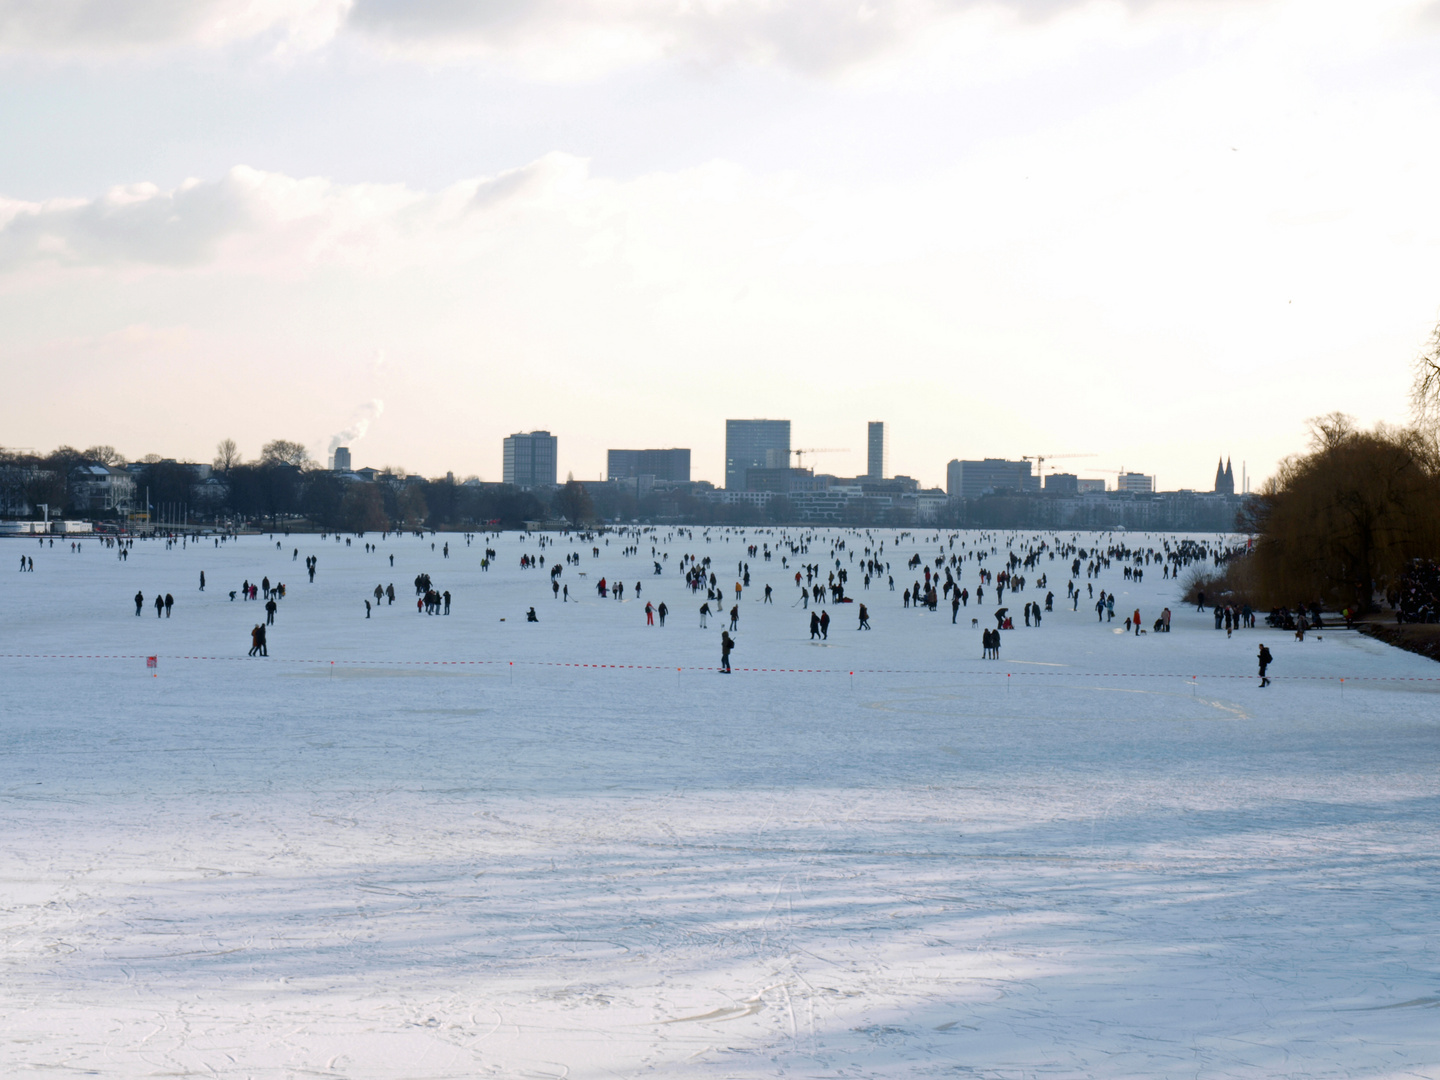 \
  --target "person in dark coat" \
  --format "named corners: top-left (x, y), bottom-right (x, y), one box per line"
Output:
top-left (1258, 643), bottom-right (1272, 687)
top-left (720, 630), bottom-right (735, 673)
top-left (135, 590), bottom-right (144, 616)
top-left (819, 610), bottom-right (830, 639)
